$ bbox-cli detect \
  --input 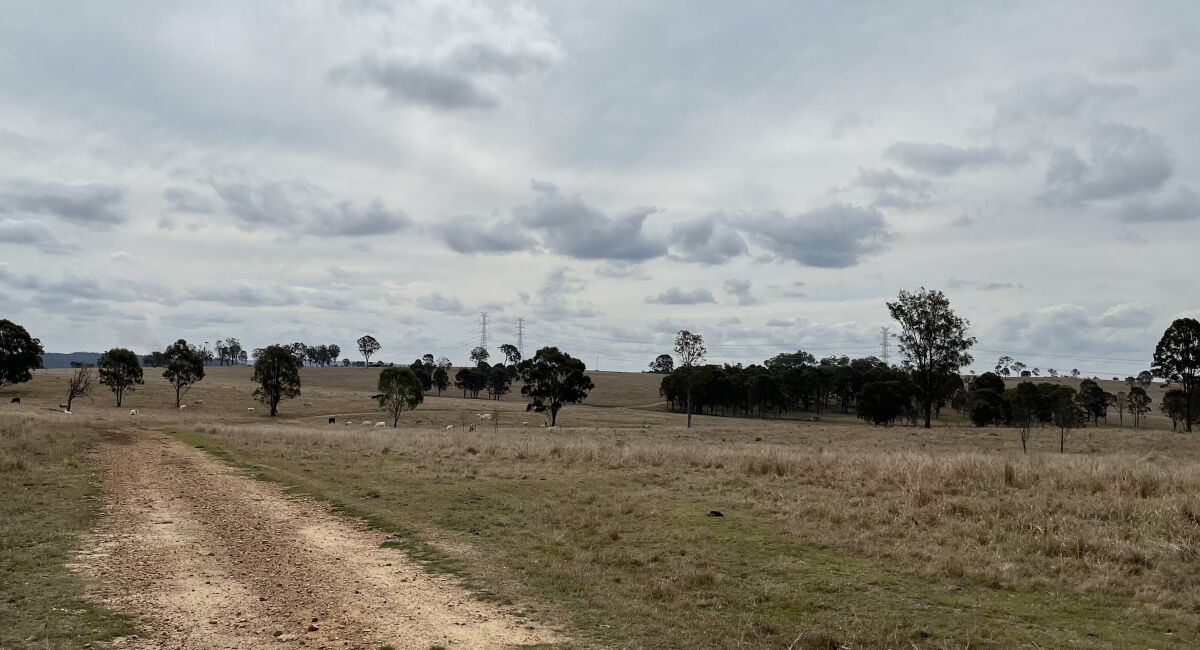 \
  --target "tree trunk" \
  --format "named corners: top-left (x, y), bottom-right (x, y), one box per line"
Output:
top-left (1060, 428), bottom-right (1065, 453)
top-left (923, 399), bottom-right (932, 429)
top-left (550, 406), bottom-right (558, 427)
top-left (686, 385), bottom-right (693, 428)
